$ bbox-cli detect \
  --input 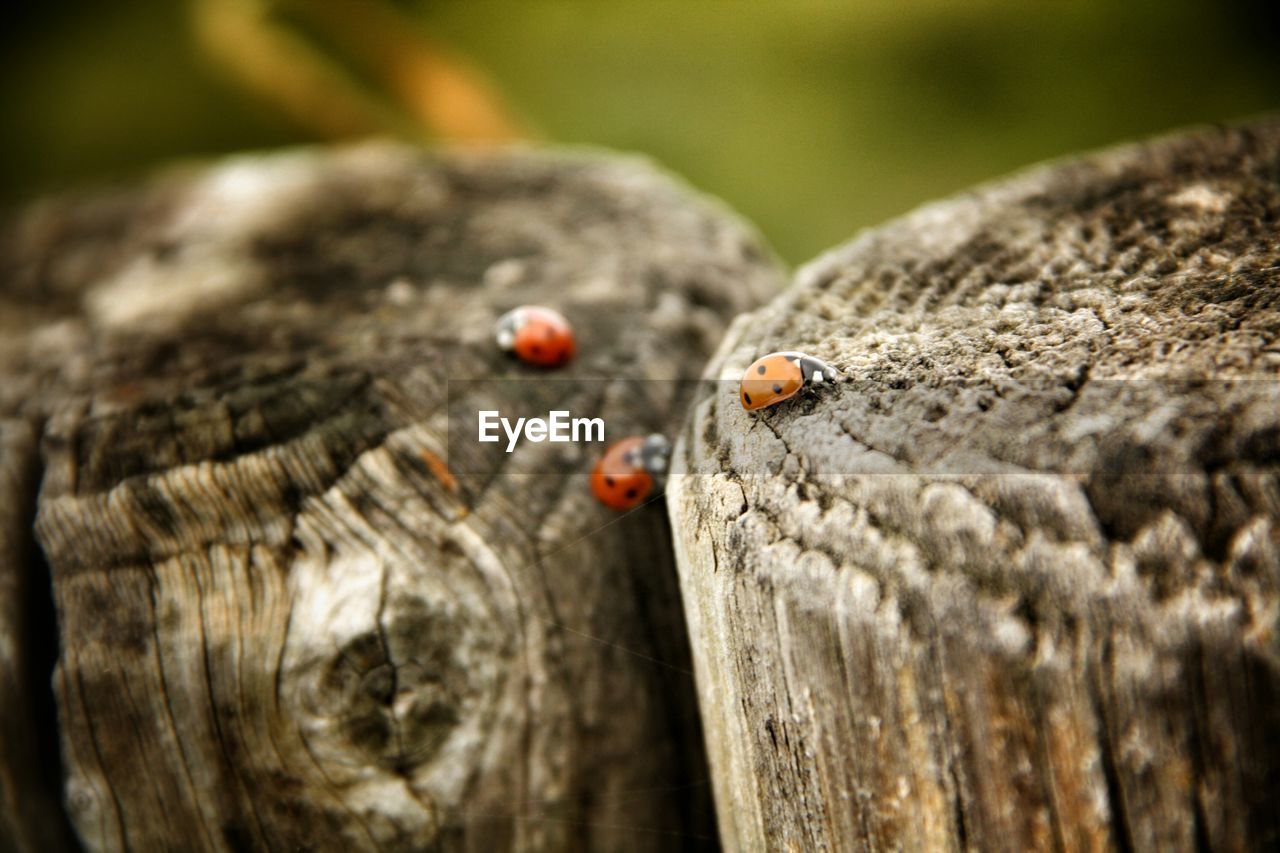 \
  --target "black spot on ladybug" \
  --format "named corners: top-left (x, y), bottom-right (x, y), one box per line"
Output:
top-left (772, 384), bottom-right (783, 394)
top-left (743, 393), bottom-right (752, 404)
top-left (531, 344), bottom-right (542, 354)
top-left (626, 488), bottom-right (638, 499)
top-left (605, 476), bottom-right (615, 487)
top-left (757, 365), bottom-right (767, 375)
